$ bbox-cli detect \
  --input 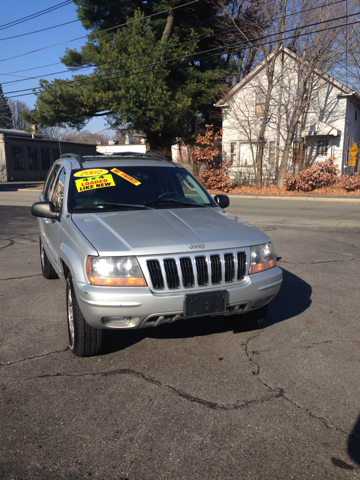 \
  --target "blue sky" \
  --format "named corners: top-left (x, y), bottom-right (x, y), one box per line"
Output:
top-left (1, 0), bottom-right (107, 133)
